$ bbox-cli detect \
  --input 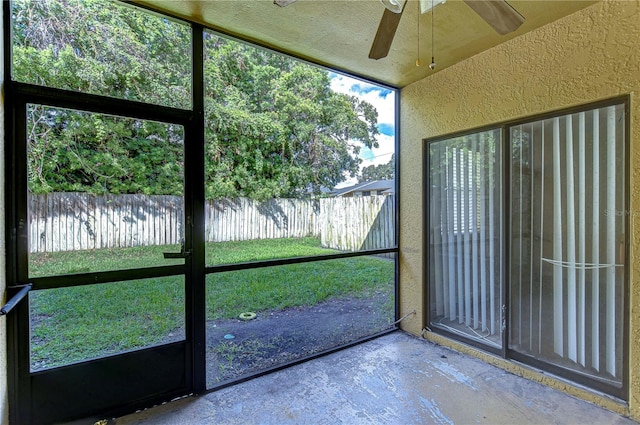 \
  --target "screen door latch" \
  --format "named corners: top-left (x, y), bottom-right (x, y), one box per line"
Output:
top-left (163, 239), bottom-right (191, 259)
top-left (1, 283), bottom-right (33, 316)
